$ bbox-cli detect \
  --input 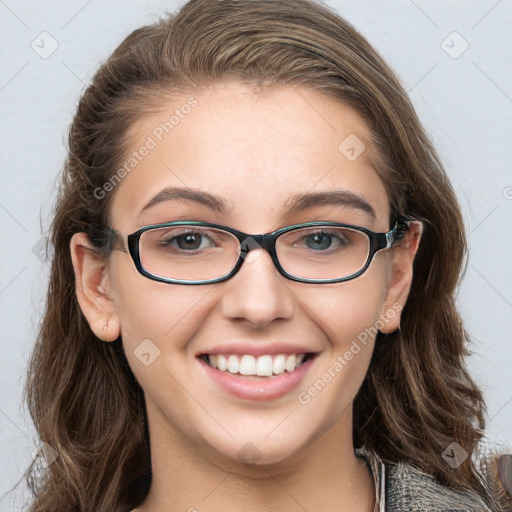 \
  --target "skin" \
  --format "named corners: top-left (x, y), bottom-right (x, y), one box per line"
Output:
top-left (70, 82), bottom-right (422, 512)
